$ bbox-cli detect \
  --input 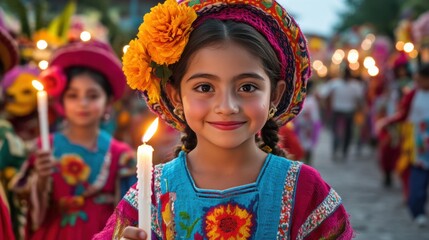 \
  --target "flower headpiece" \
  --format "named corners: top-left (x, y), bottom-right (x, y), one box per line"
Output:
top-left (123, 0), bottom-right (196, 103)
top-left (123, 0), bottom-right (311, 132)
